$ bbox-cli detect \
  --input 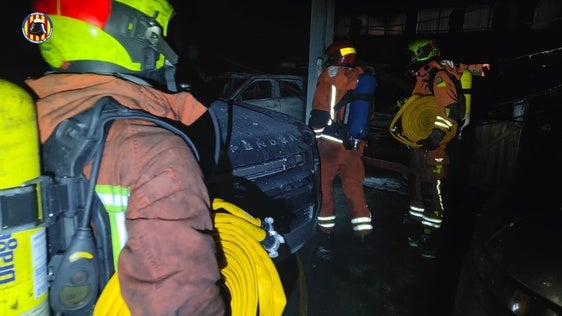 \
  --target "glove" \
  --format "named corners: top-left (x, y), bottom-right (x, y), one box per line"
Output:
top-left (417, 129), bottom-right (445, 150)
top-left (396, 97), bottom-right (409, 108)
